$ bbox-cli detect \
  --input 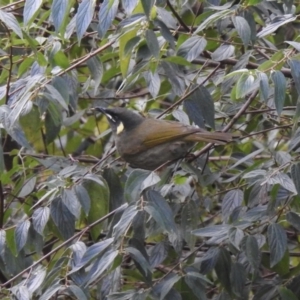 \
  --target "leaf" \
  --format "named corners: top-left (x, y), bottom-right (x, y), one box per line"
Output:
top-left (121, 0), bottom-right (138, 14)
top-left (32, 207), bottom-right (50, 235)
top-left (45, 84), bottom-right (69, 111)
top-left (286, 41), bottom-right (300, 52)
top-left (39, 283), bottom-right (62, 300)
top-left (236, 72), bottom-right (255, 98)
top-left (0, 229), bottom-right (6, 257)
top-left (23, 0), bottom-right (43, 25)
top-left (83, 178), bottom-right (109, 241)
top-left (15, 220), bottom-right (31, 252)
top-left (271, 71), bottom-right (286, 116)
top-left (185, 272), bottom-right (207, 300)
top-left (124, 36), bottom-right (140, 56)
top-left (148, 242), bottom-right (168, 268)
top-left (245, 235), bottom-right (261, 272)
top-left (289, 60), bottom-right (300, 97)
top-left (84, 249), bottom-right (119, 286)
top-left (160, 61), bottom-right (185, 95)
top-left (195, 9), bottom-right (232, 33)
top-left (177, 36), bottom-right (207, 62)
top-left (141, 0), bottom-right (155, 18)
top-left (192, 224), bottom-right (230, 237)
top-left (286, 212), bottom-right (300, 231)
top-left (228, 227), bottom-right (244, 250)
top-left (0, 10), bottom-right (23, 38)
top-left (232, 16), bottom-right (251, 47)
top-left (74, 185), bottom-right (91, 215)
top-left (124, 169), bottom-right (151, 202)
top-left (50, 196), bottom-right (75, 240)
top-left (67, 285), bottom-right (88, 300)
top-left (62, 189), bottom-right (81, 219)
top-left (144, 190), bottom-right (177, 234)
top-left (154, 19), bottom-right (175, 48)
top-left (69, 238), bottom-right (114, 273)
top-left (160, 274), bottom-right (181, 300)
top-left (279, 287), bottom-right (298, 300)
top-left (113, 205), bottom-right (138, 240)
top-left (145, 29), bottom-right (160, 58)
top-left (257, 14), bottom-right (297, 38)
top-left (98, 0), bottom-right (118, 38)
top-left (86, 56), bottom-right (103, 95)
top-left (291, 163), bottom-right (300, 196)
top-left (215, 248), bottom-right (232, 294)
top-left (258, 72), bottom-right (269, 101)
top-left (45, 109), bottom-right (61, 144)
top-left (18, 176), bottom-right (37, 198)
top-left (26, 266), bottom-right (47, 293)
top-left (222, 189), bottom-right (243, 221)
top-left (76, 0), bottom-right (96, 42)
top-left (211, 44), bottom-right (235, 61)
top-left (230, 263), bottom-right (247, 297)
top-left (51, 0), bottom-right (68, 32)
top-left (126, 247), bottom-right (152, 285)
top-left (289, 128), bottom-right (300, 151)
top-left (200, 247), bottom-right (220, 274)
top-left (144, 71), bottom-right (160, 98)
top-left (268, 223), bottom-right (287, 267)
top-left (266, 173), bottom-right (296, 194)
top-left (184, 85), bottom-right (215, 129)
